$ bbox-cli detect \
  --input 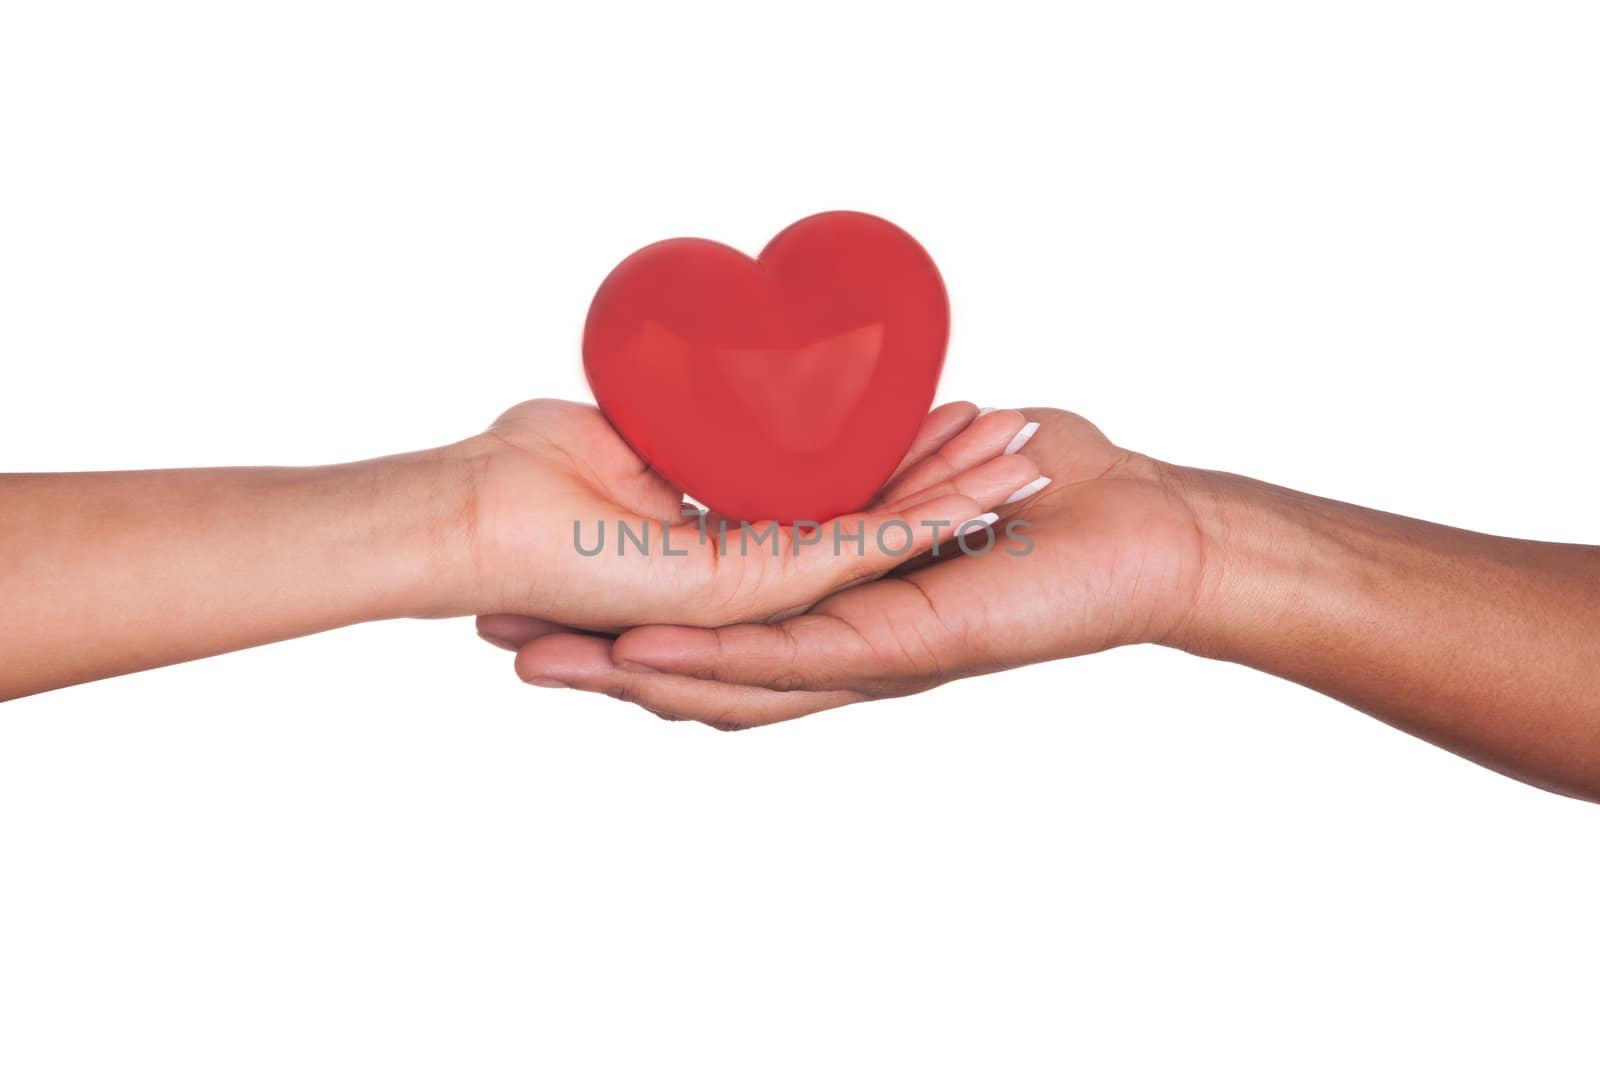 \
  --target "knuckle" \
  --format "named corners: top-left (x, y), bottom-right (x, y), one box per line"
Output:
top-left (767, 672), bottom-right (807, 693)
